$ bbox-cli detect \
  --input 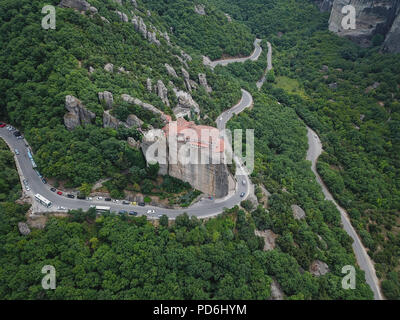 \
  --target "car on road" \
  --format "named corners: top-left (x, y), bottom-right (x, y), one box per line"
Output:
top-left (57, 191), bottom-right (63, 196)
top-left (26, 186), bottom-right (31, 191)
top-left (17, 135), bottom-right (24, 140)
top-left (147, 209), bottom-right (156, 214)
top-left (105, 198), bottom-right (112, 202)
top-left (13, 131), bottom-right (21, 137)
top-left (157, 214), bottom-right (163, 218)
top-left (242, 180), bottom-right (246, 185)
top-left (57, 206), bottom-right (67, 210)
top-left (97, 197), bottom-right (103, 200)
top-left (77, 194), bottom-right (86, 200)
top-left (67, 194), bottom-right (75, 199)
top-left (14, 149), bottom-right (19, 155)
top-left (87, 197), bottom-right (93, 201)
top-left (240, 192), bottom-right (246, 198)
top-left (89, 205), bottom-right (96, 208)
top-left (119, 210), bottom-right (128, 214)
top-left (131, 201), bottom-right (137, 206)
top-left (23, 179), bottom-right (28, 185)
top-left (138, 202), bottom-right (145, 207)
top-left (41, 178), bottom-right (47, 184)
top-left (122, 200), bottom-right (130, 205)
top-left (129, 211), bottom-right (138, 216)
top-left (0, 122), bottom-right (6, 128)
top-left (50, 187), bottom-right (56, 192)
